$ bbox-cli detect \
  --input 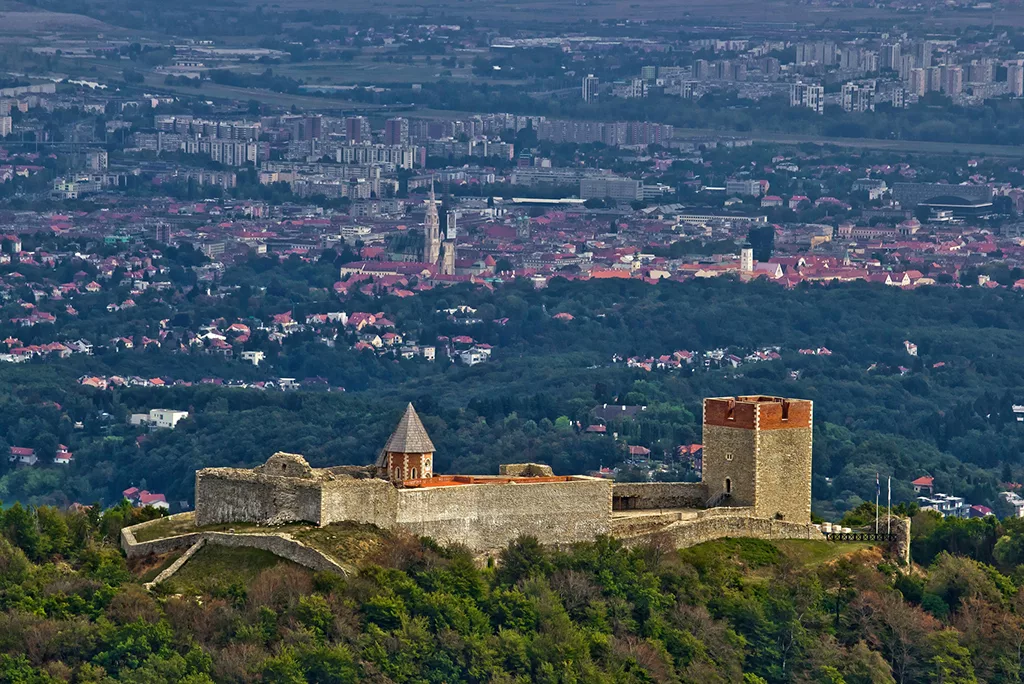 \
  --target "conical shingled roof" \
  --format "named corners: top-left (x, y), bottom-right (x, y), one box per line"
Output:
top-left (383, 403), bottom-right (435, 454)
